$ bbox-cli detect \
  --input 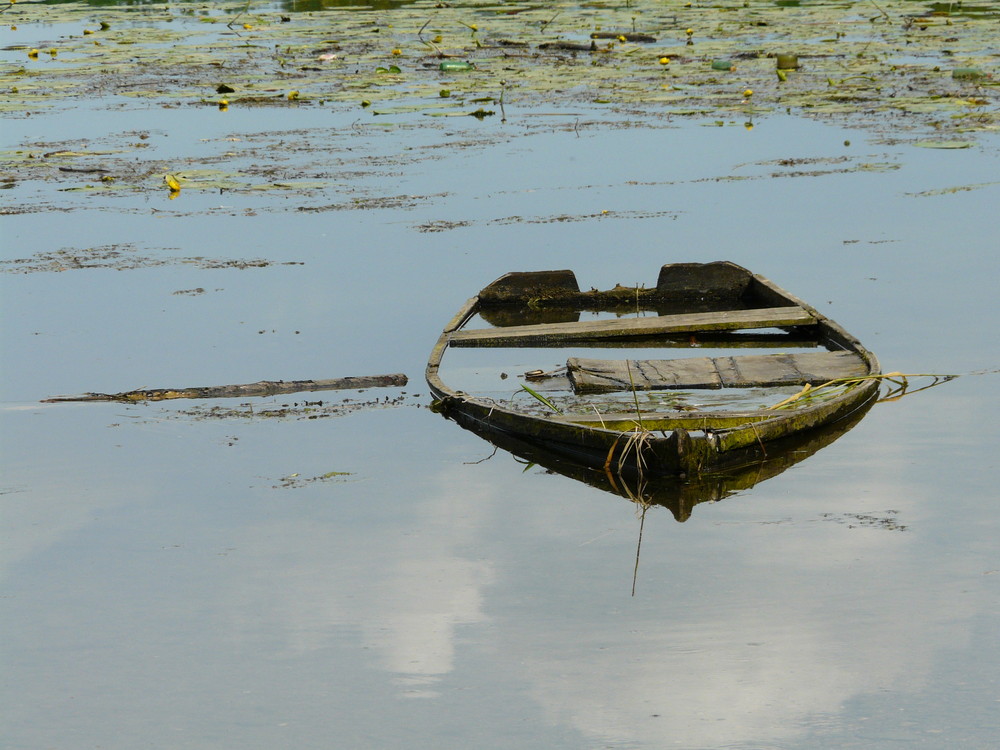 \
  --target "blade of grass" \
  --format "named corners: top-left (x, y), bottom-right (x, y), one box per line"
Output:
top-left (768, 372), bottom-right (957, 410)
top-left (520, 383), bottom-right (562, 414)
top-left (625, 359), bottom-right (645, 430)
